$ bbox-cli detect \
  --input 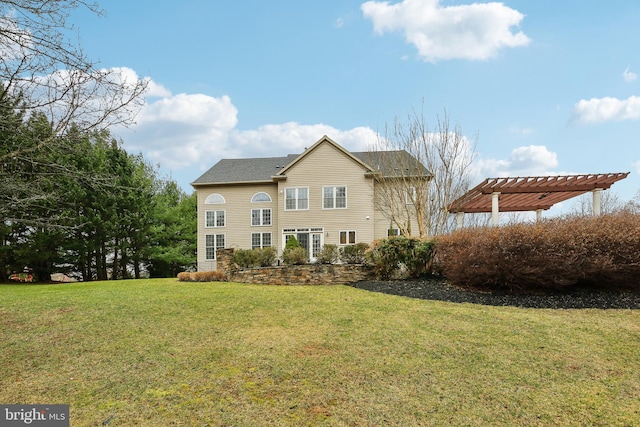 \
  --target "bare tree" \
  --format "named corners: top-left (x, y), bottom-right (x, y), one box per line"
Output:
top-left (569, 190), bottom-right (624, 216)
top-left (0, 0), bottom-right (147, 225)
top-left (369, 107), bottom-right (477, 238)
